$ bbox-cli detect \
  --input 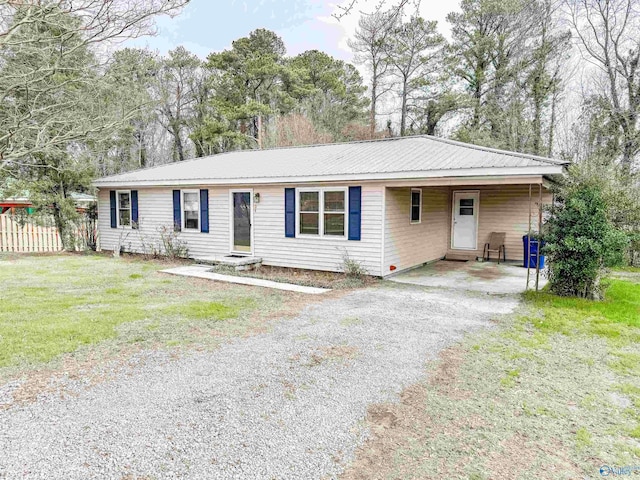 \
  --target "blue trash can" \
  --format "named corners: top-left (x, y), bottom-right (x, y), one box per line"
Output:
top-left (523, 235), bottom-right (545, 269)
